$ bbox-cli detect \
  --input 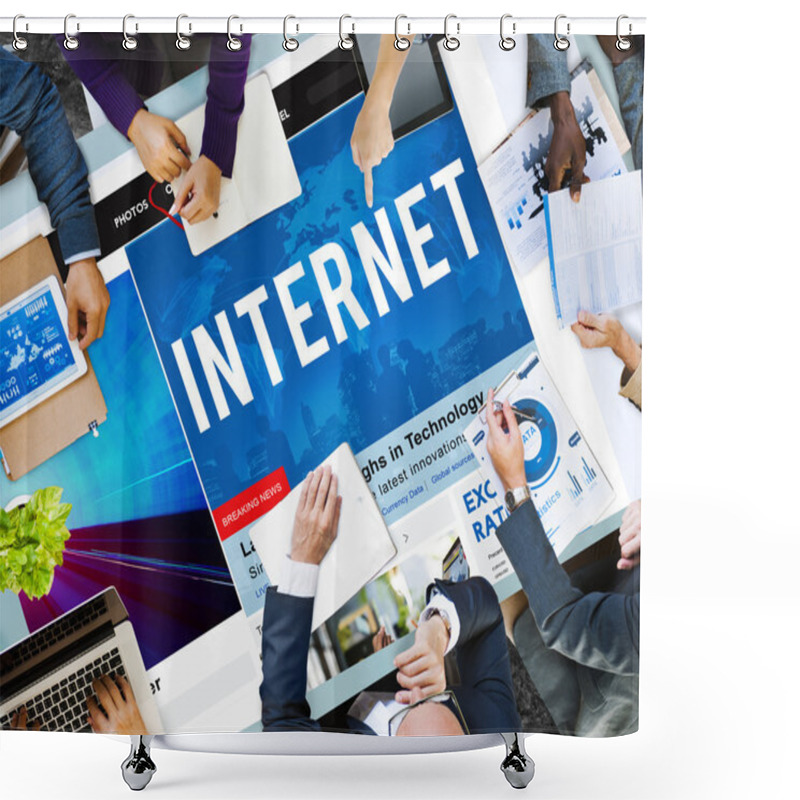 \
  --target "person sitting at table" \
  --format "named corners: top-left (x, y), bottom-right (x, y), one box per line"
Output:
top-left (486, 387), bottom-right (640, 737)
top-left (0, 49), bottom-right (109, 349)
top-left (259, 465), bottom-right (522, 735)
top-left (58, 33), bottom-right (252, 224)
